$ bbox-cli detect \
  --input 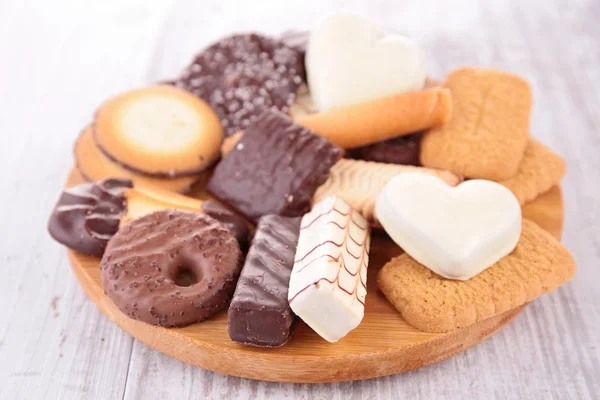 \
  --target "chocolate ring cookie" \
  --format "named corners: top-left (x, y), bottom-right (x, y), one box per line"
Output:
top-left (176, 33), bottom-right (304, 136)
top-left (101, 210), bottom-right (242, 327)
top-left (47, 178), bottom-right (133, 256)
